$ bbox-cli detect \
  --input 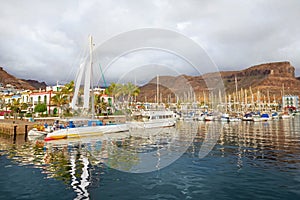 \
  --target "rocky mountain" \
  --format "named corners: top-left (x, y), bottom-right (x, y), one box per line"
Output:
top-left (21, 79), bottom-right (47, 90)
top-left (137, 61), bottom-right (300, 103)
top-left (0, 67), bottom-right (46, 90)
